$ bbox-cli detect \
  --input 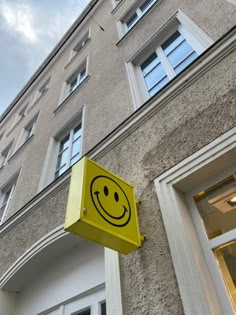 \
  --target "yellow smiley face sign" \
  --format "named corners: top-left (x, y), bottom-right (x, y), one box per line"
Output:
top-left (64, 157), bottom-right (142, 254)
